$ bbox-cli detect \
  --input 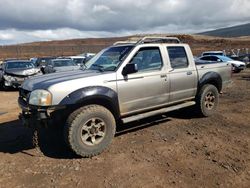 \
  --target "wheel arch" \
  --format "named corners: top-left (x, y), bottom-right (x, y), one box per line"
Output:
top-left (198, 72), bottom-right (222, 93)
top-left (59, 86), bottom-right (120, 120)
